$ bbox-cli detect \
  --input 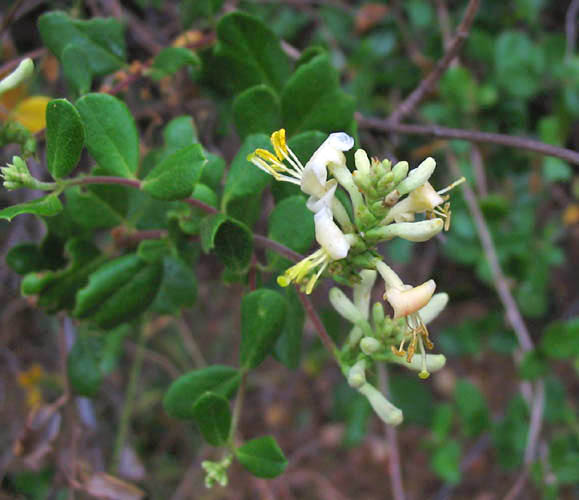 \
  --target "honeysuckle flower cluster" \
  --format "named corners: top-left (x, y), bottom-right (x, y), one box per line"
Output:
top-left (248, 128), bottom-right (464, 425)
